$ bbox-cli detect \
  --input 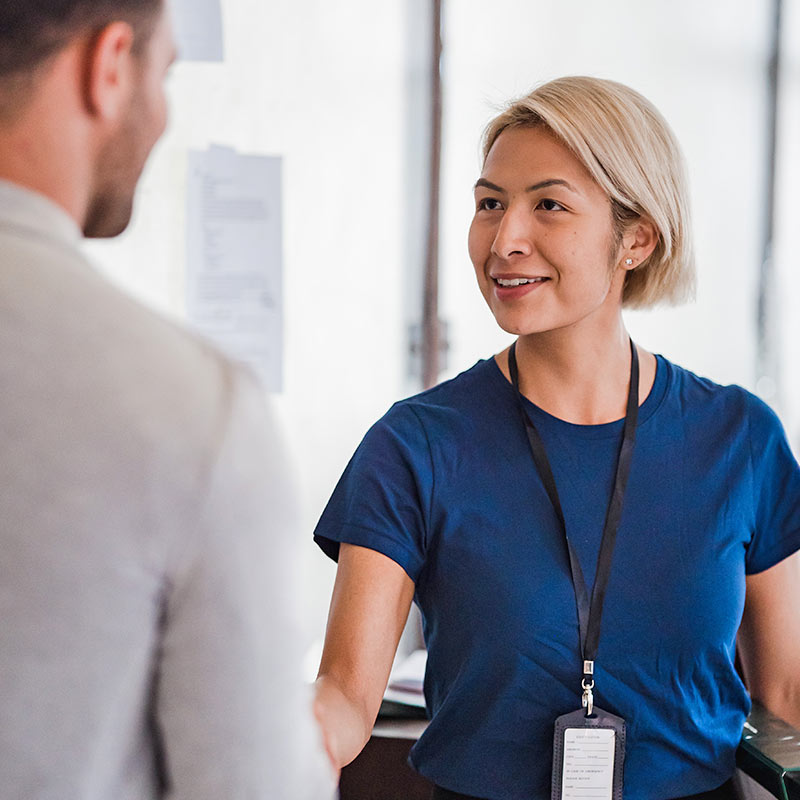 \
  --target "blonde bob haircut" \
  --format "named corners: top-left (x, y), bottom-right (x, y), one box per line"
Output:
top-left (482, 76), bottom-right (695, 308)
